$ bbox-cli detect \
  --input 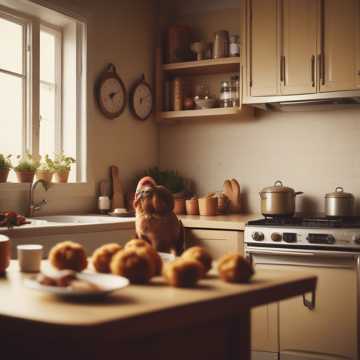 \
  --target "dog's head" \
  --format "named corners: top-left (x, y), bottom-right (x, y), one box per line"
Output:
top-left (134, 177), bottom-right (174, 215)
